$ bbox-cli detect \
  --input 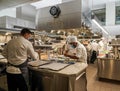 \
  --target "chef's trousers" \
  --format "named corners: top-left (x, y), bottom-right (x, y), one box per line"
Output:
top-left (6, 73), bottom-right (28, 91)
